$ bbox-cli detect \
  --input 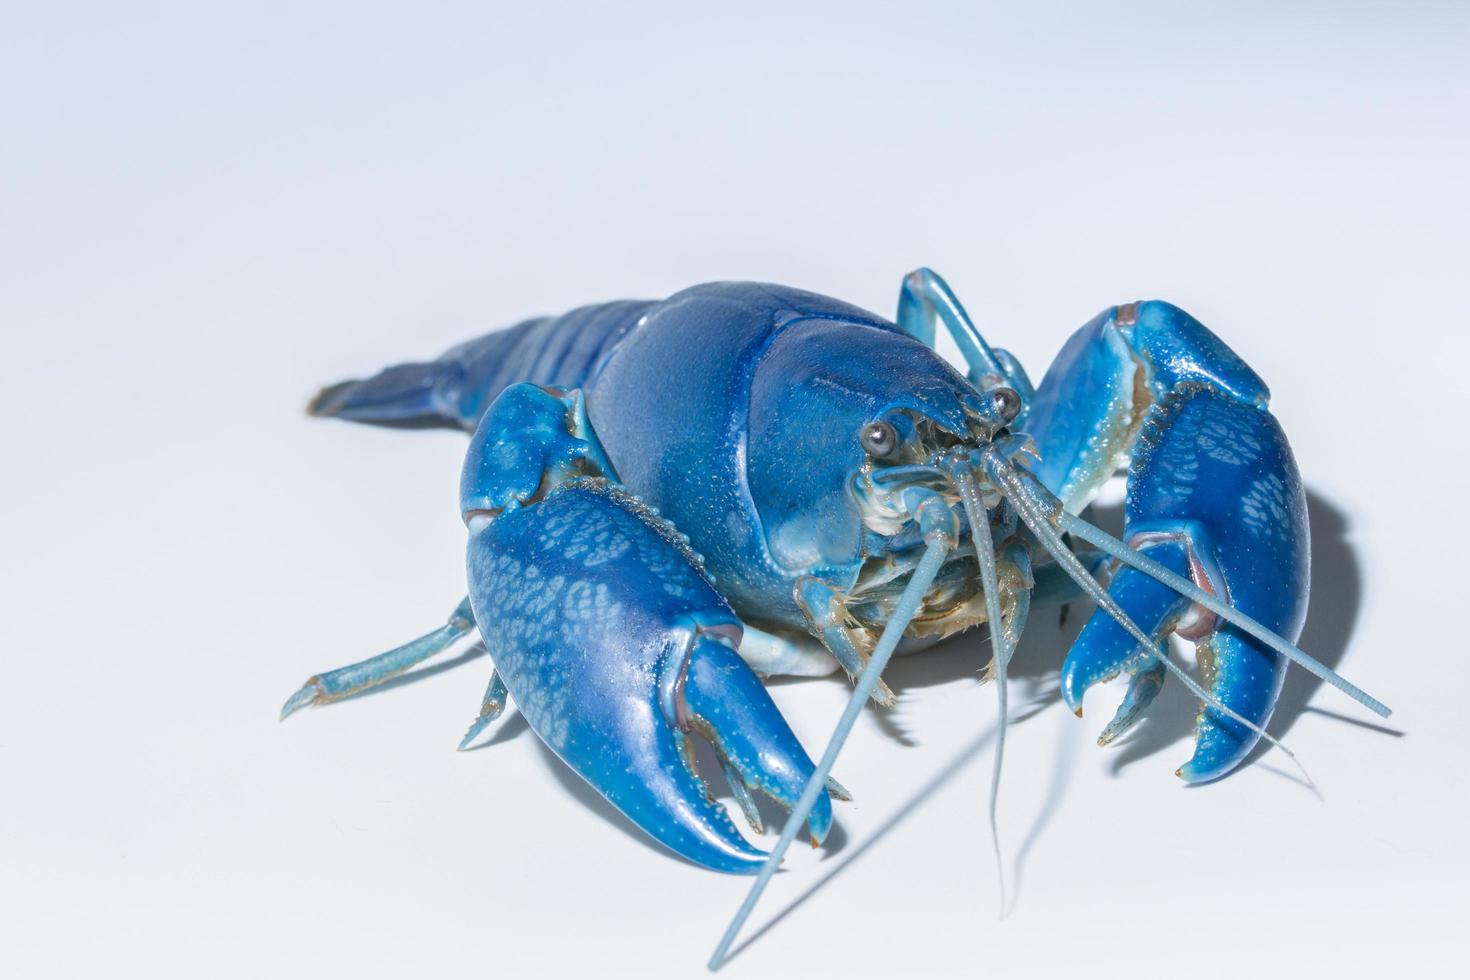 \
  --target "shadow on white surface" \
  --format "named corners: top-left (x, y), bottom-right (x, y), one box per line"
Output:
top-left (722, 722), bottom-right (1001, 966)
top-left (723, 633), bottom-right (1072, 962)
